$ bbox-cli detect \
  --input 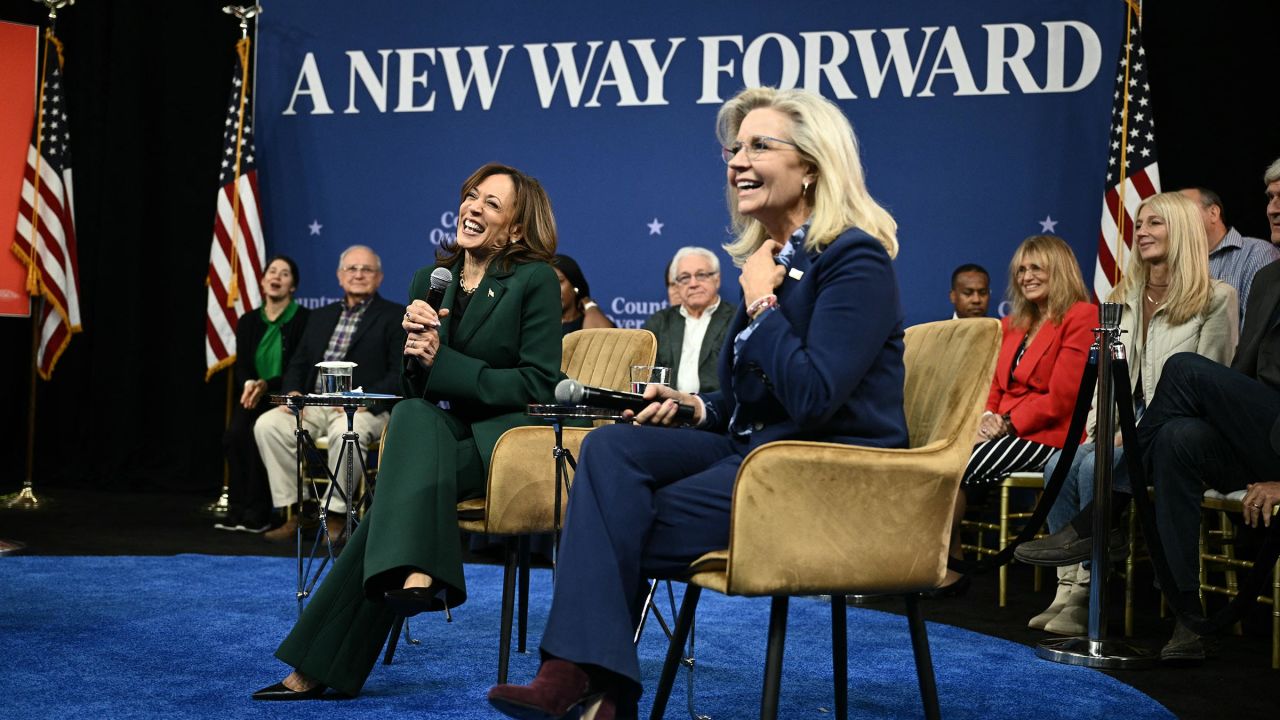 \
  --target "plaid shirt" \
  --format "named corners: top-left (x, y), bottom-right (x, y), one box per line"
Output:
top-left (315, 296), bottom-right (372, 392)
